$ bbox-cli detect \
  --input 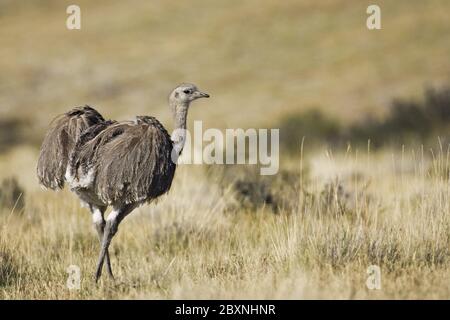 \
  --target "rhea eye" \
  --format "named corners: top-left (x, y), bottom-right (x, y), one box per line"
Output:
top-left (183, 89), bottom-right (192, 94)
